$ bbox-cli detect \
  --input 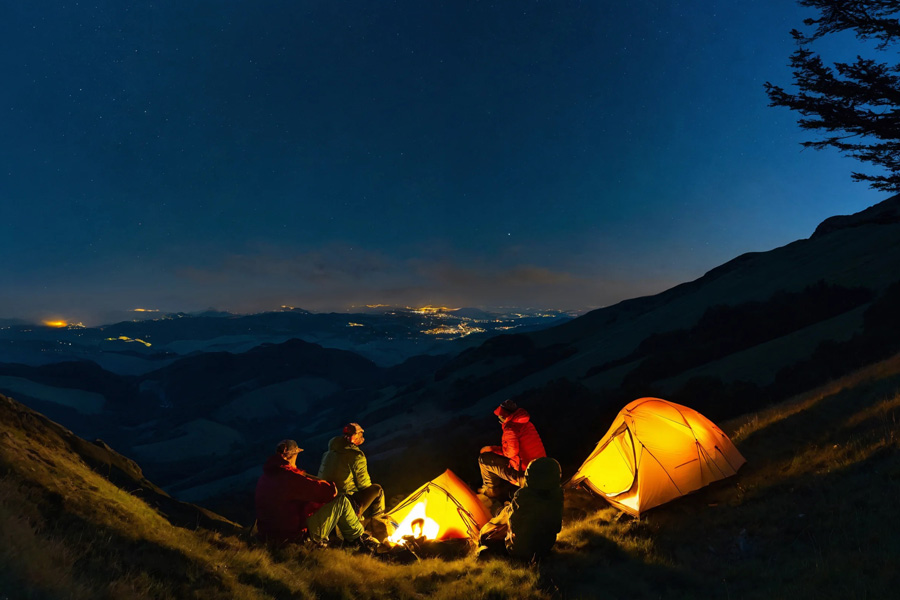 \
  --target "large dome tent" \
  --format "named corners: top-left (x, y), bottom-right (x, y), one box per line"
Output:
top-left (568, 397), bottom-right (746, 517)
